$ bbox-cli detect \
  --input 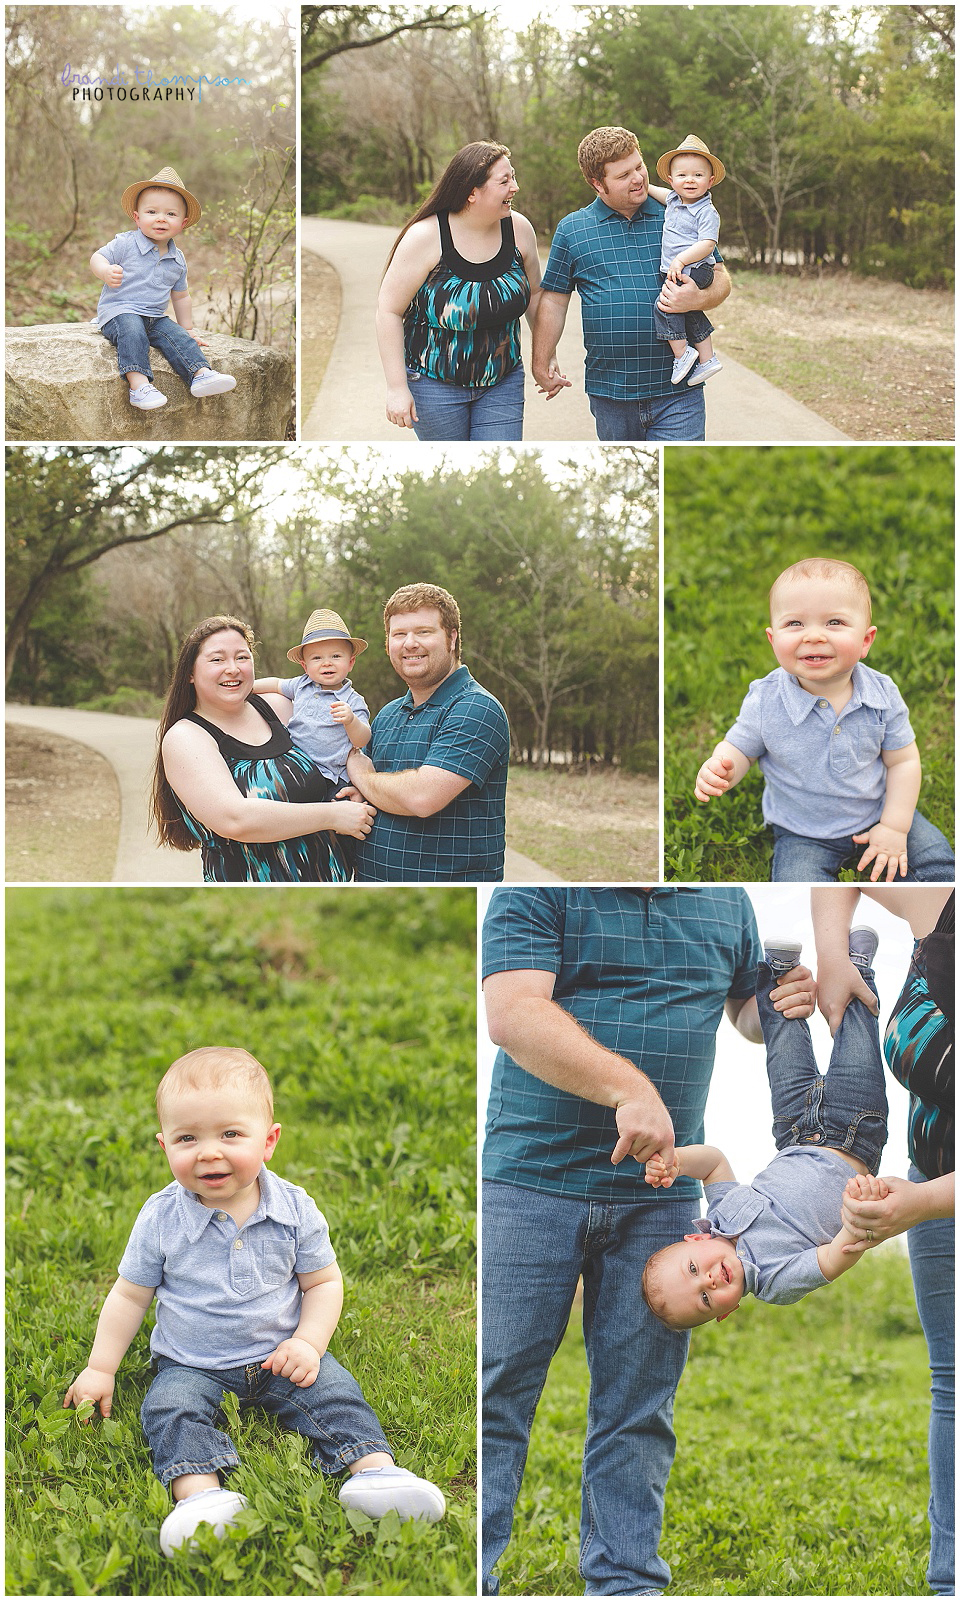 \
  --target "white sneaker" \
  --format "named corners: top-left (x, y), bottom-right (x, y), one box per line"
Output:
top-left (159, 1487), bottom-right (248, 1557)
top-left (338, 1466), bottom-right (446, 1523)
top-left (128, 382), bottom-right (167, 409)
top-left (190, 369), bottom-right (237, 397)
top-left (687, 354), bottom-right (723, 386)
top-left (670, 345), bottom-right (698, 385)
